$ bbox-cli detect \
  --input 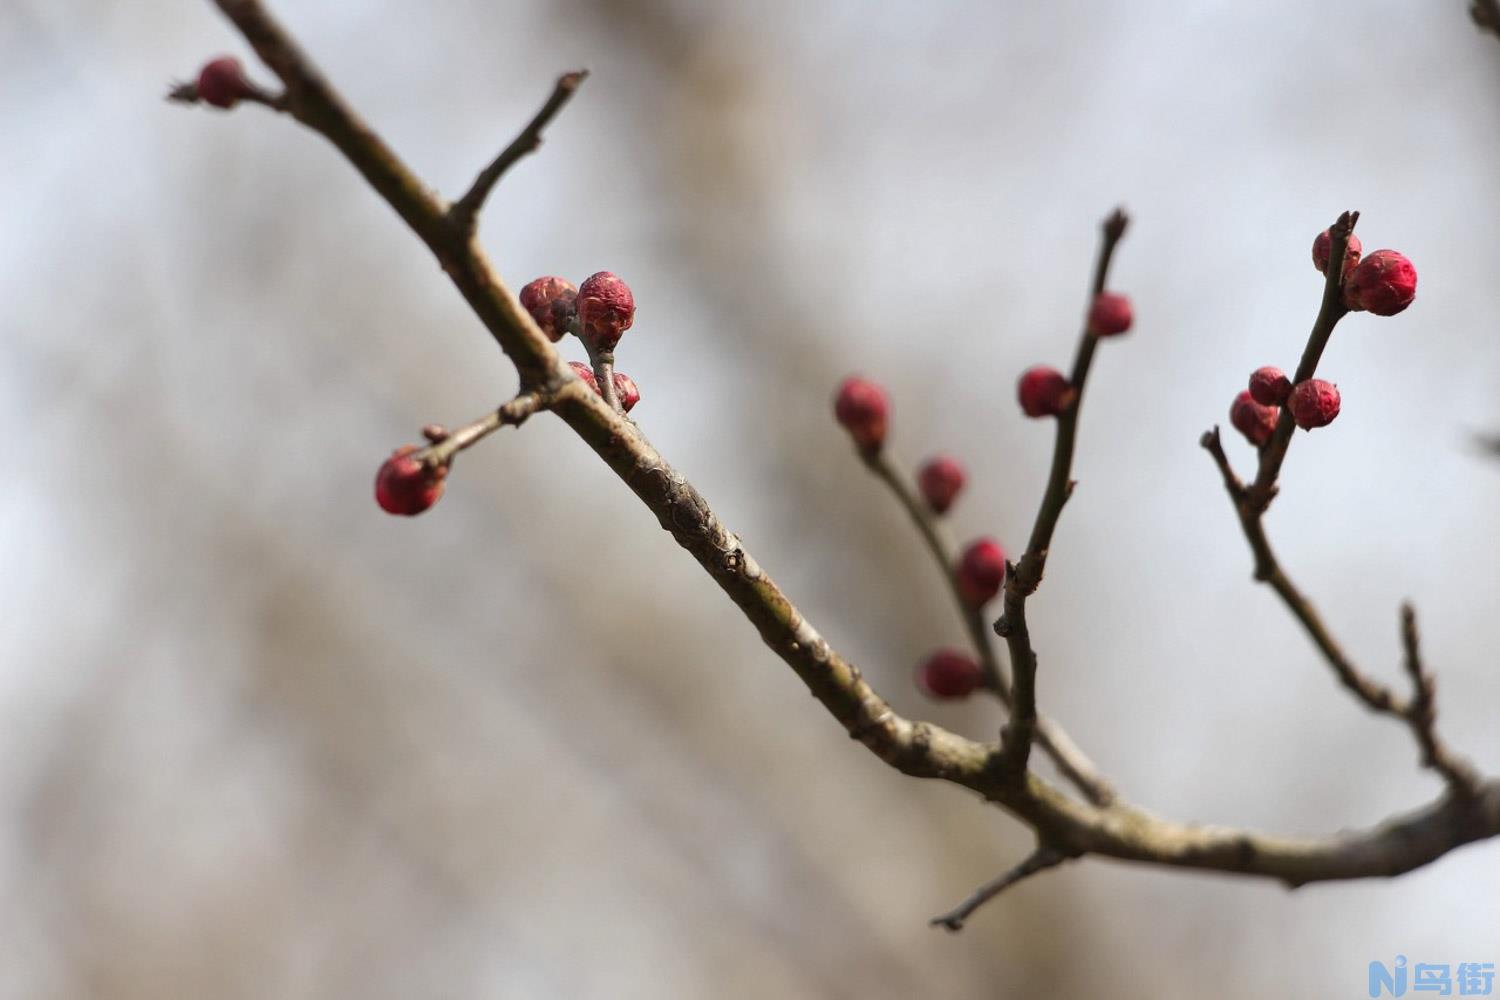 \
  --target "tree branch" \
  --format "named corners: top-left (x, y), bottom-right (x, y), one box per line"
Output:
top-left (994, 208), bottom-right (1129, 776)
top-left (1200, 211), bottom-right (1477, 800)
top-left (1472, 0), bottom-right (1500, 41)
top-left (1246, 210), bottom-right (1357, 511)
top-left (1399, 604), bottom-right (1480, 795)
top-left (1199, 426), bottom-right (1405, 715)
top-left (862, 449), bottom-right (1116, 806)
top-left (930, 844), bottom-right (1074, 932)
top-left (448, 70), bottom-right (588, 235)
top-left (189, 0), bottom-right (1500, 922)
